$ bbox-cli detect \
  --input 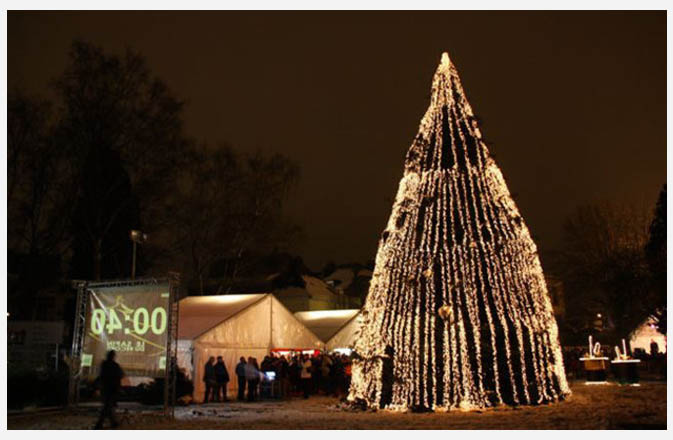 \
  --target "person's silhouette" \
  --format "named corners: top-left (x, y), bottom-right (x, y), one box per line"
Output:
top-left (94, 350), bottom-right (124, 429)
